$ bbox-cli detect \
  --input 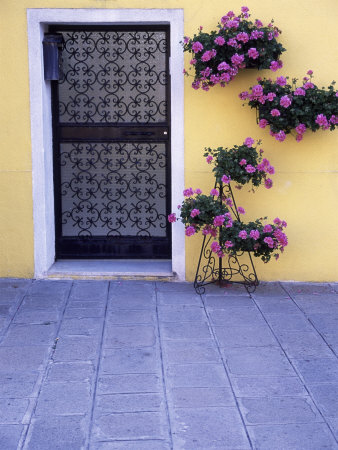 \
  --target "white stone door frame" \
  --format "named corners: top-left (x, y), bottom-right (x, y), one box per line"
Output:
top-left (27, 8), bottom-right (185, 280)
